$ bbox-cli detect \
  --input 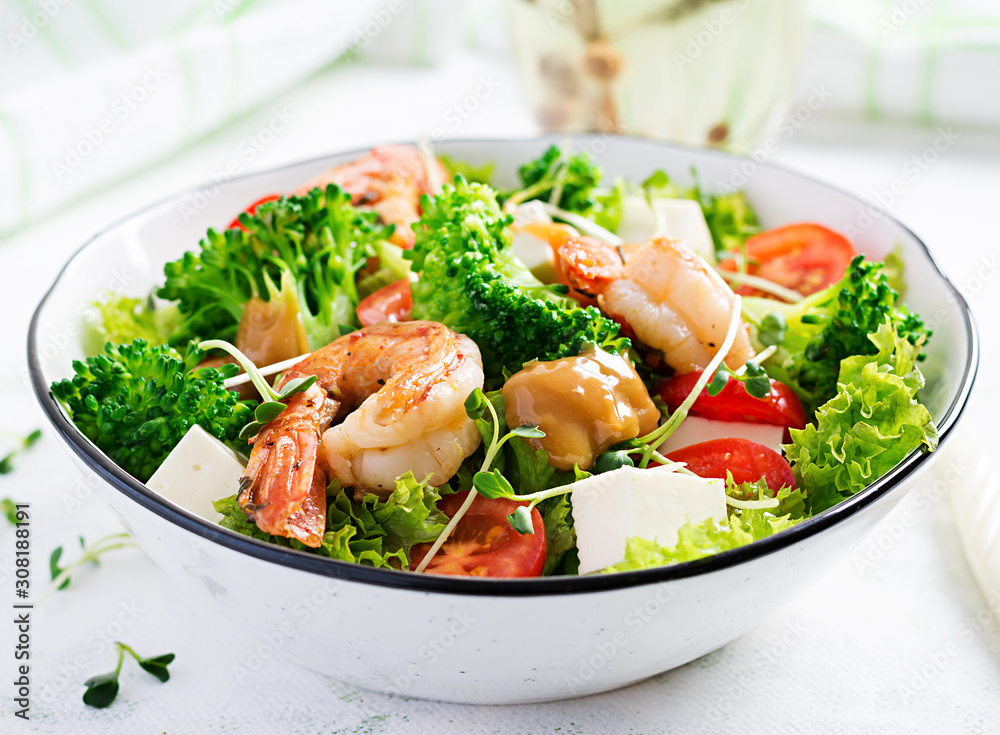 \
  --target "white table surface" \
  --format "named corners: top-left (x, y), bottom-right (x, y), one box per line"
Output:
top-left (2, 52), bottom-right (999, 735)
